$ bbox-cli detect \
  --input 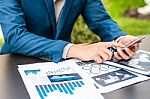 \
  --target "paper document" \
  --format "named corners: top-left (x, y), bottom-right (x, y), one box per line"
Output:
top-left (18, 62), bottom-right (104, 99)
top-left (18, 50), bottom-right (150, 96)
top-left (106, 50), bottom-right (150, 76)
top-left (65, 59), bottom-right (149, 93)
